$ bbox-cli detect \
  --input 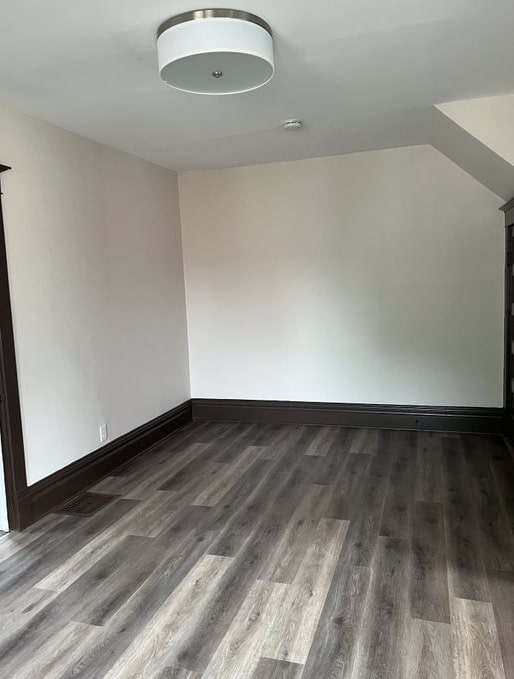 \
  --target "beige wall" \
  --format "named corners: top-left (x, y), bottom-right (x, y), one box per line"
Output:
top-left (180, 145), bottom-right (504, 407)
top-left (0, 104), bottom-right (190, 485)
top-left (0, 116), bottom-right (505, 497)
